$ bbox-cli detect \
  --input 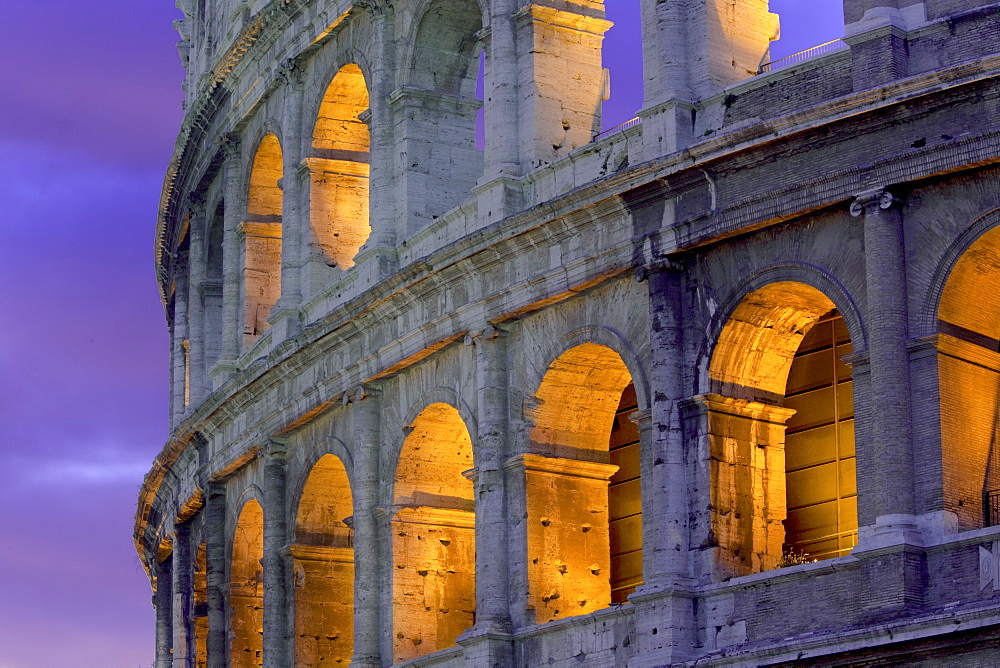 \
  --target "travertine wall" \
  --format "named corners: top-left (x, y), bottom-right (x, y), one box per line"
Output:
top-left (142, 1), bottom-right (1000, 666)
